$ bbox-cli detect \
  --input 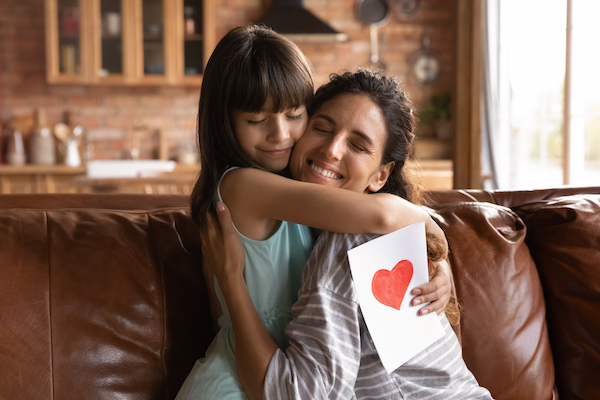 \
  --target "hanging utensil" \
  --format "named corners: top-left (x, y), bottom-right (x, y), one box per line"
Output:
top-left (355, 0), bottom-right (390, 68)
top-left (387, 0), bottom-right (423, 21)
top-left (408, 28), bottom-right (441, 84)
